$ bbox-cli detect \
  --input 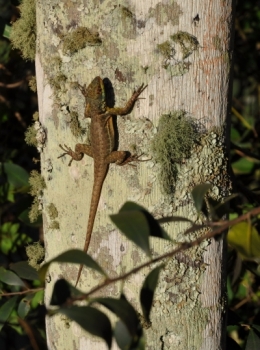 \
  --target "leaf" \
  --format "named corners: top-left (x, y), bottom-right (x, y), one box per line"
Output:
top-left (191, 183), bottom-right (212, 212)
top-left (114, 319), bottom-right (145, 350)
top-left (10, 261), bottom-right (39, 281)
top-left (31, 290), bottom-right (44, 309)
top-left (110, 201), bottom-right (171, 256)
top-left (230, 127), bottom-right (241, 143)
top-left (2, 163), bottom-right (29, 188)
top-left (140, 265), bottom-right (163, 322)
top-left (18, 296), bottom-right (32, 319)
top-left (232, 158), bottom-right (254, 175)
top-left (50, 279), bottom-right (72, 306)
top-left (0, 267), bottom-right (25, 287)
top-left (3, 24), bottom-right (11, 39)
top-left (226, 336), bottom-right (242, 350)
top-left (228, 222), bottom-right (260, 260)
top-left (18, 208), bottom-right (43, 227)
top-left (58, 306), bottom-right (112, 348)
top-left (157, 216), bottom-right (193, 224)
top-left (38, 249), bottom-right (106, 282)
top-left (0, 296), bottom-right (18, 331)
top-left (110, 210), bottom-right (150, 255)
top-left (231, 107), bottom-right (254, 131)
top-left (252, 325), bottom-right (260, 333)
top-left (92, 295), bottom-right (140, 337)
top-left (114, 320), bottom-right (133, 350)
top-left (119, 202), bottom-right (171, 240)
top-left (245, 328), bottom-right (260, 350)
